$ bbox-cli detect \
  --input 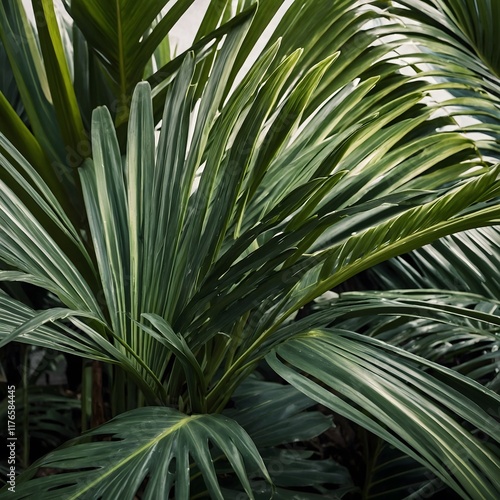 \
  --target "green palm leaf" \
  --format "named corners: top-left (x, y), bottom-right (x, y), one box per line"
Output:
top-left (0, 388), bottom-right (80, 449)
top-left (395, 0), bottom-right (500, 81)
top-left (0, 170), bottom-right (99, 312)
top-left (0, 0), bottom-right (70, 184)
top-left (0, 291), bottom-right (107, 360)
top-left (69, 0), bottom-right (189, 100)
top-left (31, 0), bottom-right (86, 161)
top-left (288, 289), bottom-right (500, 385)
top-left (267, 330), bottom-right (500, 499)
top-left (11, 407), bottom-right (271, 500)
top-left (225, 377), bottom-right (333, 448)
top-left (372, 226), bottom-right (500, 299)
top-left (69, 0), bottom-right (259, 125)
top-left (224, 378), bottom-right (354, 496)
